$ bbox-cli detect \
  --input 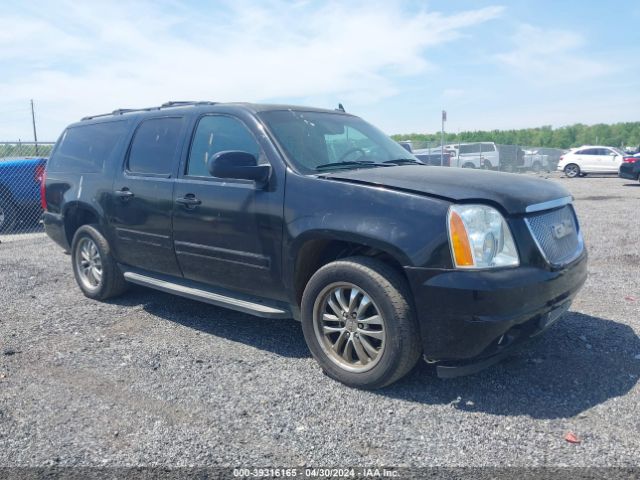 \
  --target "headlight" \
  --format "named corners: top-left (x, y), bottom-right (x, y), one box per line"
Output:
top-left (447, 204), bottom-right (519, 269)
